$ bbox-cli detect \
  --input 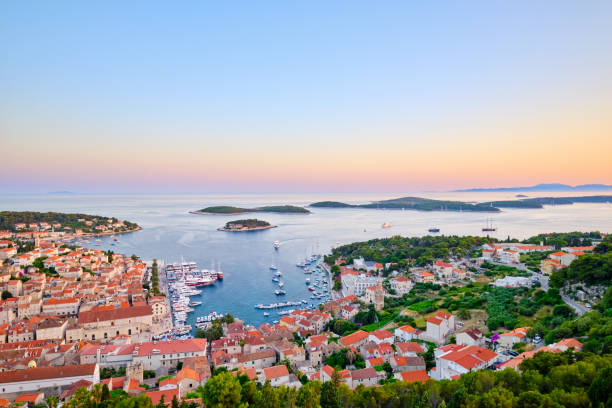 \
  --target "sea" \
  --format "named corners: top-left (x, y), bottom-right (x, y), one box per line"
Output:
top-left (2, 192), bottom-right (611, 327)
